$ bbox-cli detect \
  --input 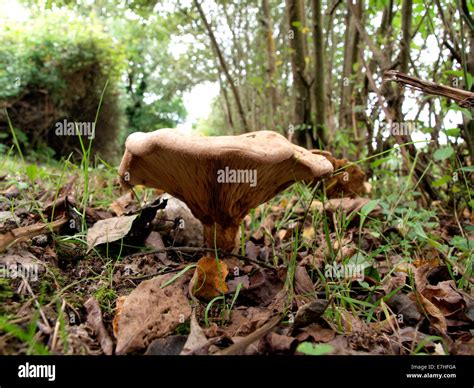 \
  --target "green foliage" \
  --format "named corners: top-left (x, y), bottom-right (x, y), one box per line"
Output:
top-left (0, 10), bottom-right (124, 161)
